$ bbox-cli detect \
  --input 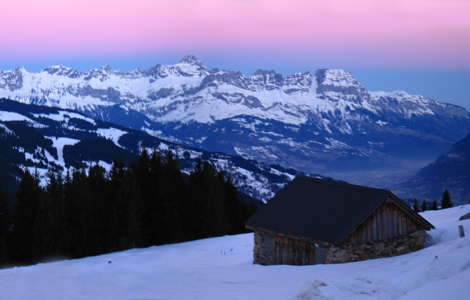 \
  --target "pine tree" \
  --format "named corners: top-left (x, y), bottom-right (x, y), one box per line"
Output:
top-left (136, 150), bottom-right (161, 246)
top-left (441, 189), bottom-right (453, 209)
top-left (88, 164), bottom-right (110, 254)
top-left (186, 159), bottom-right (228, 240)
top-left (11, 169), bottom-right (43, 264)
top-left (0, 184), bottom-right (11, 267)
top-left (33, 173), bottom-right (67, 261)
top-left (413, 199), bottom-right (420, 212)
top-left (122, 171), bottom-right (144, 249)
top-left (110, 158), bottom-right (125, 184)
top-left (184, 159), bottom-right (208, 240)
top-left (158, 150), bottom-right (186, 243)
top-left (134, 149), bottom-right (151, 202)
top-left (432, 199), bottom-right (438, 210)
top-left (220, 173), bottom-right (258, 235)
top-left (132, 149), bottom-right (157, 246)
top-left (65, 169), bottom-right (94, 258)
top-left (110, 169), bottom-right (143, 250)
top-left (108, 158), bottom-right (127, 250)
top-left (222, 173), bottom-right (244, 235)
top-left (421, 200), bottom-right (428, 212)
